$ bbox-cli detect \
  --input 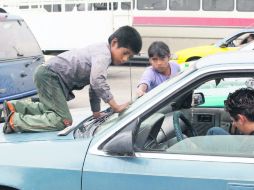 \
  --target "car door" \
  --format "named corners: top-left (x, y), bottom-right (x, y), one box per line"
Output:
top-left (0, 15), bottom-right (43, 103)
top-left (82, 75), bottom-right (254, 190)
top-left (82, 126), bottom-right (254, 190)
